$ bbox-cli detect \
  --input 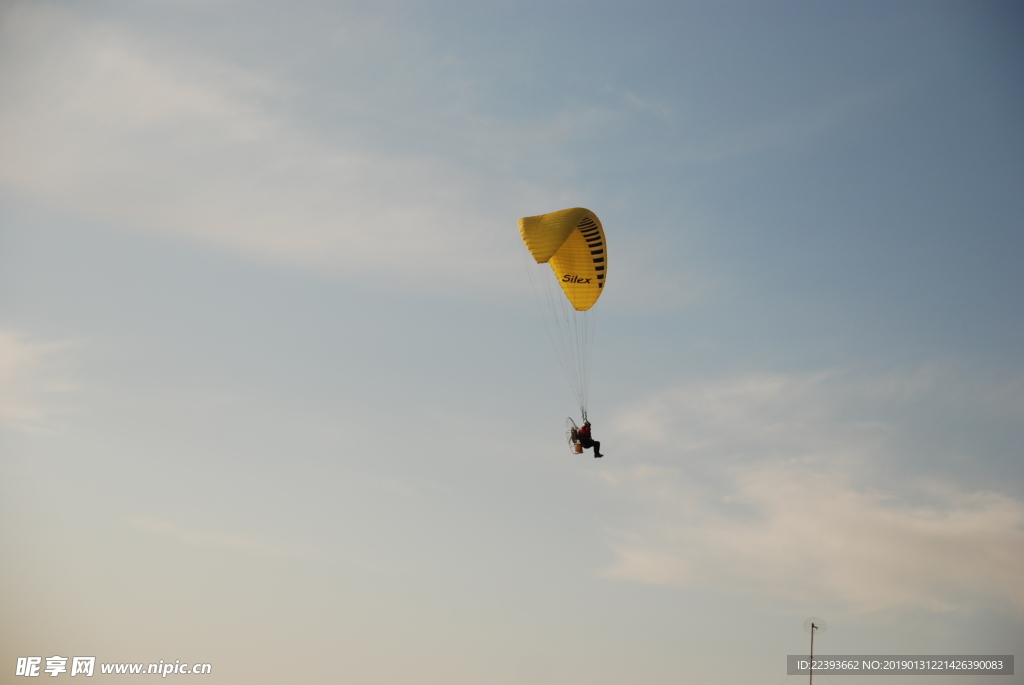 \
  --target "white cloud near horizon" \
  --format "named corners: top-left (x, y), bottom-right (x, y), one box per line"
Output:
top-left (599, 370), bottom-right (1024, 617)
